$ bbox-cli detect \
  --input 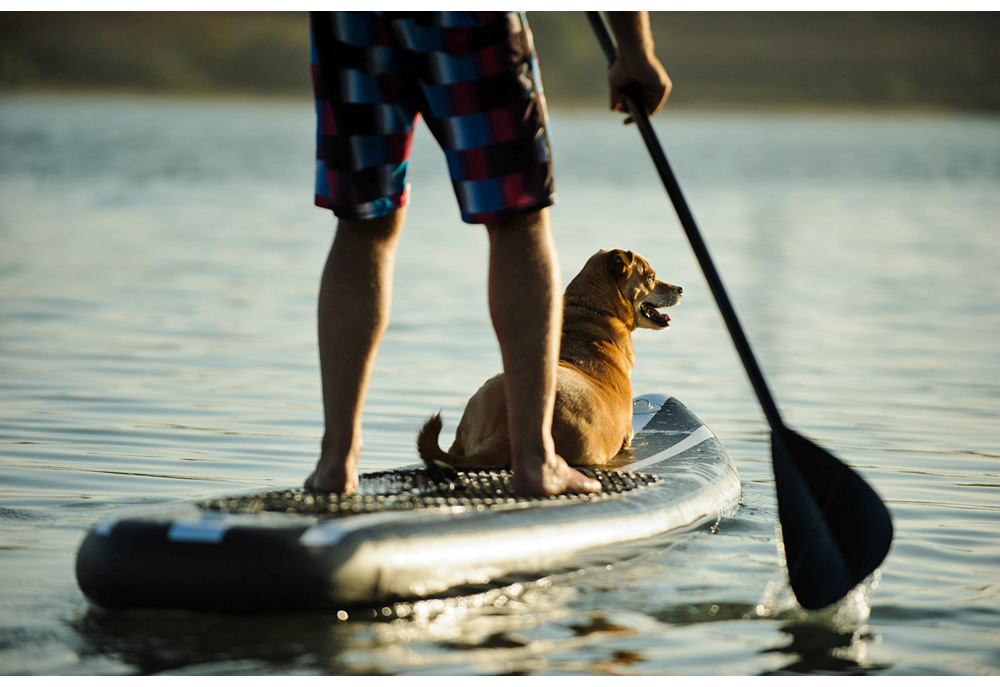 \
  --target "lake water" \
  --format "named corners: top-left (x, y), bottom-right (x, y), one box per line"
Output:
top-left (1, 94), bottom-right (998, 676)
